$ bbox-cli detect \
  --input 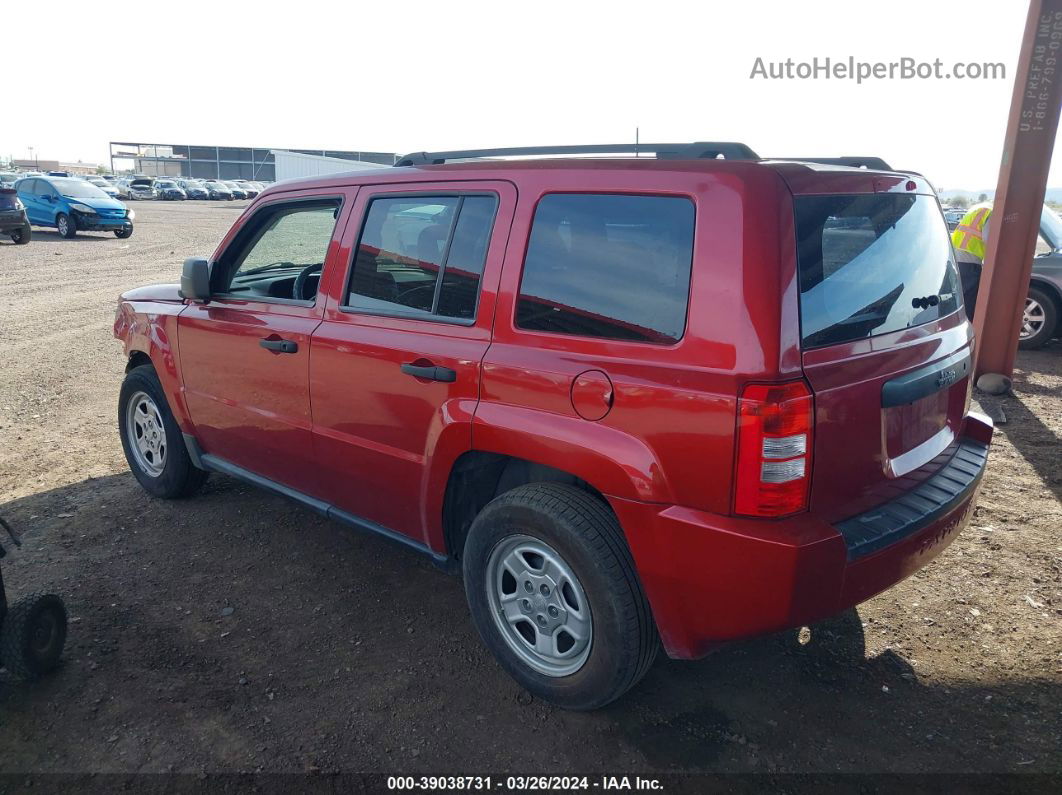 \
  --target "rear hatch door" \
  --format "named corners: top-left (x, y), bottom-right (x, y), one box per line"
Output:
top-left (785, 174), bottom-right (972, 523)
